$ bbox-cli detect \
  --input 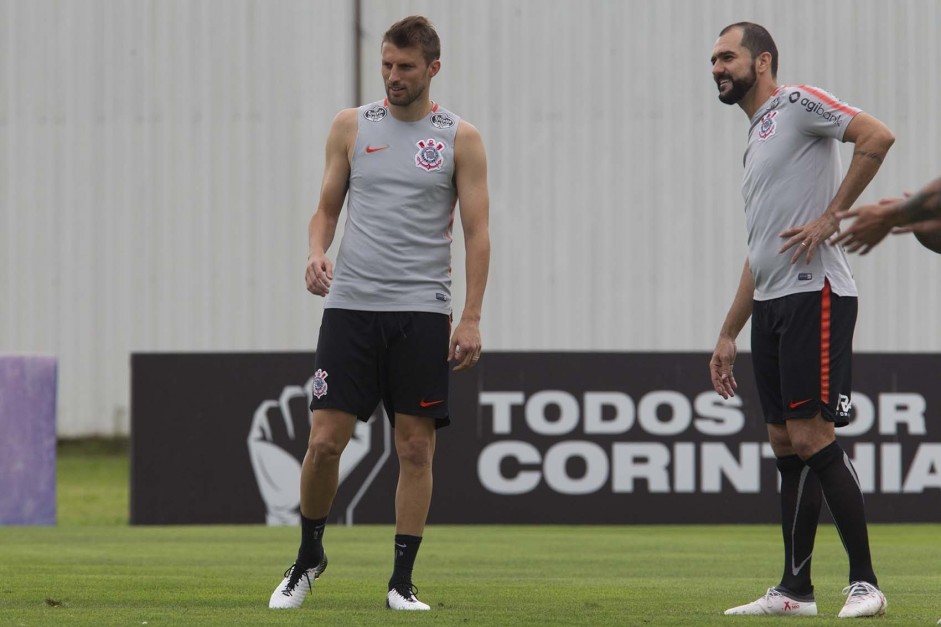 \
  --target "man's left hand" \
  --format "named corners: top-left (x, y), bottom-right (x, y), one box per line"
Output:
top-left (779, 211), bottom-right (841, 264)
